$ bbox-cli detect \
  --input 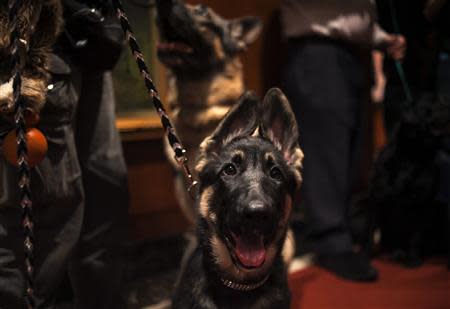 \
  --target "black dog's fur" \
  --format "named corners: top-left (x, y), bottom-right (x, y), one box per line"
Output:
top-left (356, 94), bottom-right (450, 266)
top-left (172, 88), bottom-right (303, 309)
